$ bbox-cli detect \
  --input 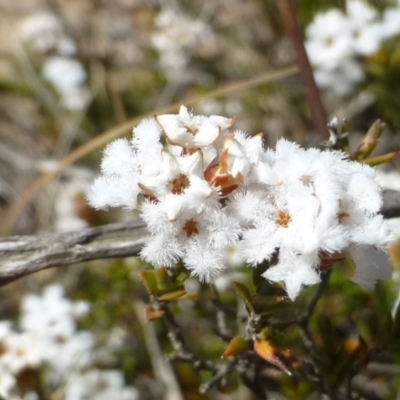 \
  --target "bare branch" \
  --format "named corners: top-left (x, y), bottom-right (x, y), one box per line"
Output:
top-left (0, 220), bottom-right (148, 284)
